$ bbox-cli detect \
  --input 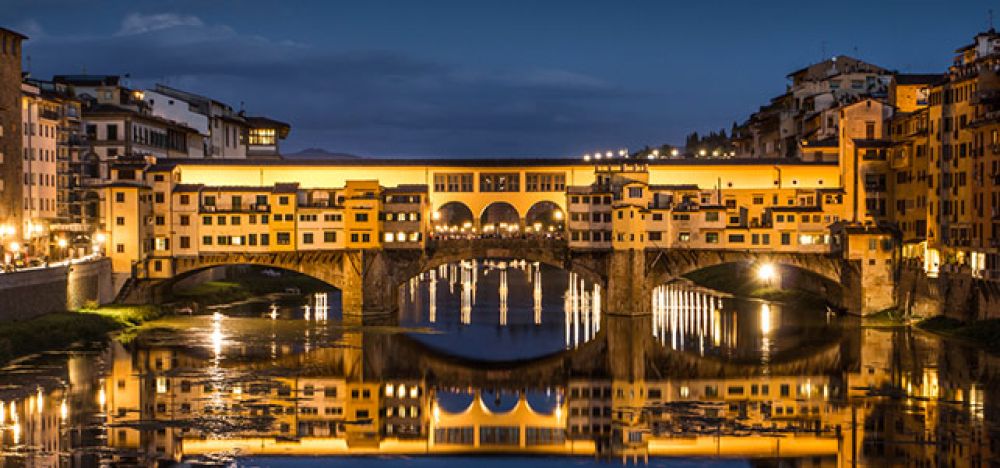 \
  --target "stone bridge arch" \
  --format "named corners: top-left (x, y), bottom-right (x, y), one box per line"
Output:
top-left (384, 239), bottom-right (608, 290)
top-left (171, 251), bottom-right (351, 292)
top-left (642, 249), bottom-right (860, 311)
top-left (646, 250), bottom-right (846, 286)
